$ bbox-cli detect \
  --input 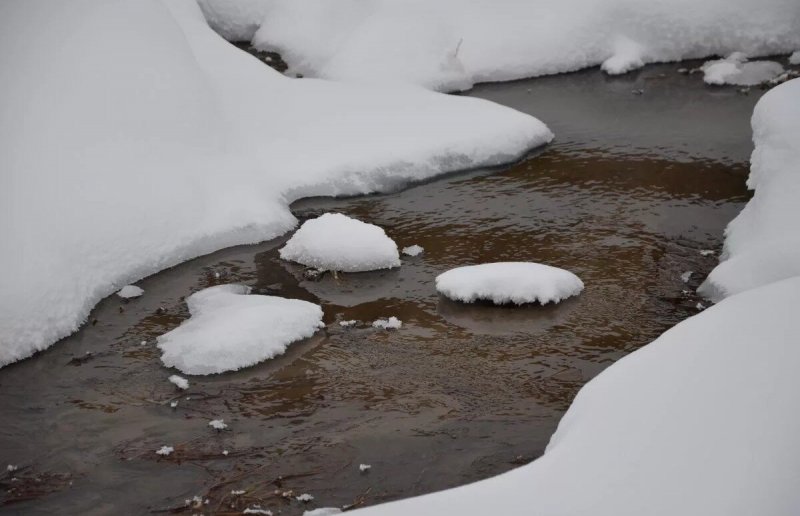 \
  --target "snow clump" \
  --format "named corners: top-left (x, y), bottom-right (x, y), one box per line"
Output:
top-left (372, 317), bottom-right (402, 330)
top-left (168, 375), bottom-right (190, 390)
top-left (117, 285), bottom-right (144, 299)
top-left (402, 245), bottom-right (424, 257)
